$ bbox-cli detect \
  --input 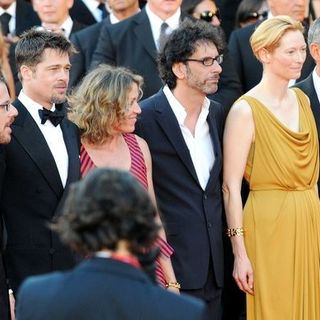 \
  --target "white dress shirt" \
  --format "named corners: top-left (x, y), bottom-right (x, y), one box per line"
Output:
top-left (0, 2), bottom-right (16, 36)
top-left (18, 91), bottom-right (69, 188)
top-left (81, 0), bottom-right (107, 22)
top-left (312, 68), bottom-right (320, 103)
top-left (163, 86), bottom-right (214, 190)
top-left (145, 4), bottom-right (180, 51)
